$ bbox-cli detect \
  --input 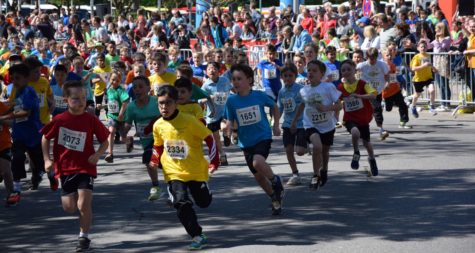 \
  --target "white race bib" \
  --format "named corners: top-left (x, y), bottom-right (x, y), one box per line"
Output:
top-left (165, 140), bottom-right (189, 160)
top-left (389, 74), bottom-right (398, 83)
top-left (136, 122), bottom-right (148, 138)
top-left (237, 105), bottom-right (262, 126)
top-left (214, 92), bottom-right (228, 106)
top-left (331, 70), bottom-right (340, 81)
top-left (344, 96), bottom-right (364, 112)
top-left (13, 104), bottom-right (27, 123)
top-left (370, 80), bottom-right (381, 90)
top-left (58, 127), bottom-right (87, 152)
top-left (281, 97), bottom-right (296, 113)
top-left (307, 108), bottom-right (328, 125)
top-left (264, 68), bottom-right (277, 79)
top-left (38, 93), bottom-right (46, 107)
top-left (153, 84), bottom-right (160, 96)
top-left (54, 95), bottom-right (68, 109)
top-left (108, 100), bottom-right (119, 113)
